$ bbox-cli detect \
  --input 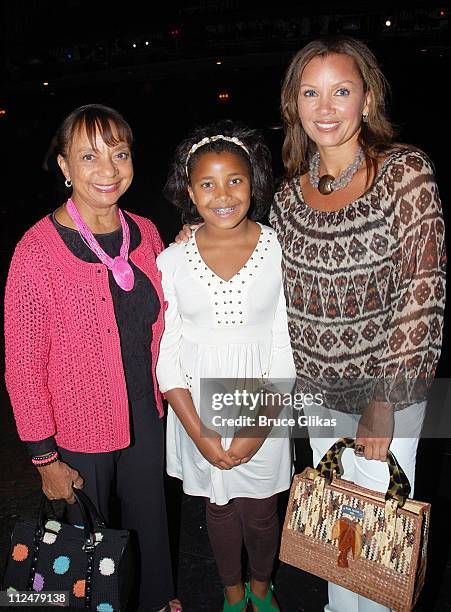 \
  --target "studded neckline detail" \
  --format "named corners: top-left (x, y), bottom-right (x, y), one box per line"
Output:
top-left (190, 223), bottom-right (264, 283)
top-left (185, 223), bottom-right (272, 327)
